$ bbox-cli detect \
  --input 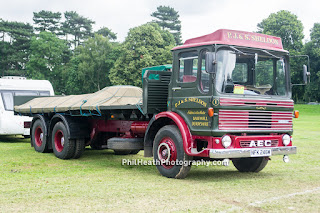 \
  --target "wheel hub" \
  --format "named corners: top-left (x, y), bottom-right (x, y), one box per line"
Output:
top-left (54, 130), bottom-right (64, 152)
top-left (157, 137), bottom-right (177, 169)
top-left (34, 126), bottom-right (43, 147)
top-left (158, 143), bottom-right (171, 162)
top-left (61, 137), bottom-right (64, 147)
top-left (40, 133), bottom-right (43, 142)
